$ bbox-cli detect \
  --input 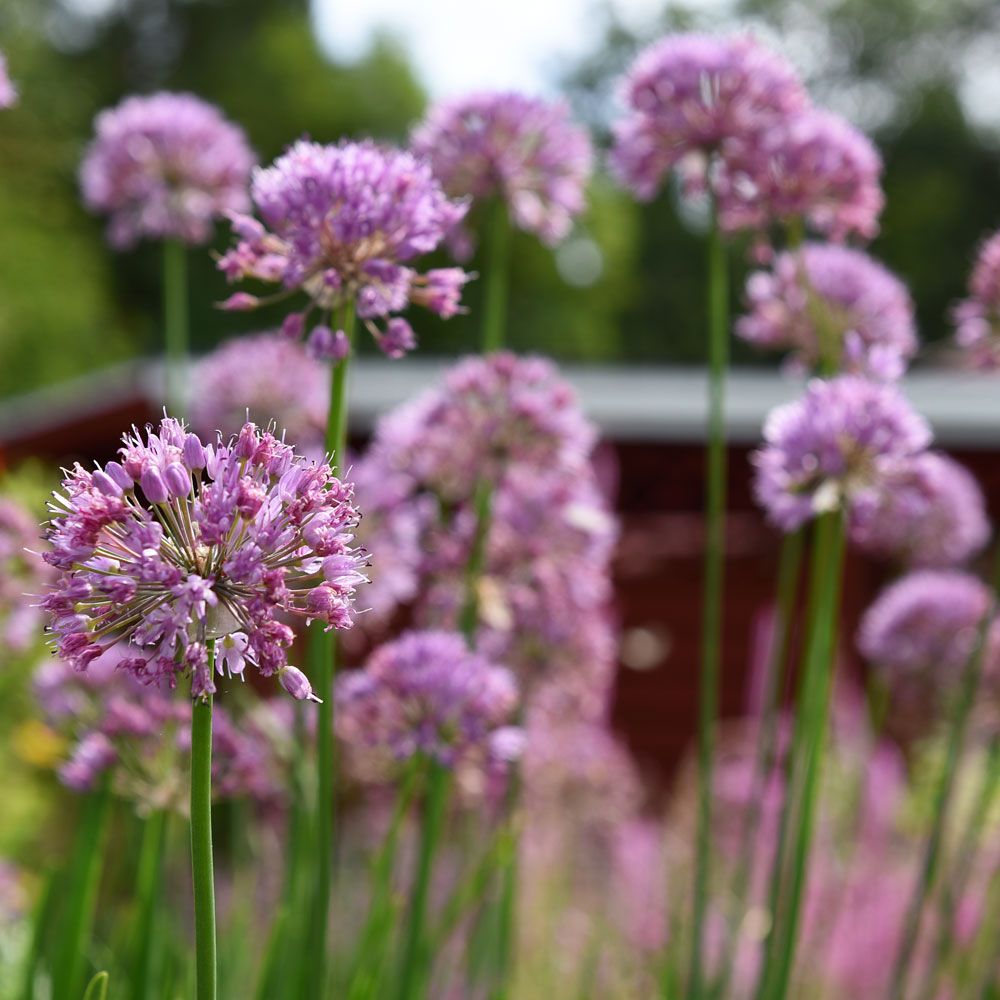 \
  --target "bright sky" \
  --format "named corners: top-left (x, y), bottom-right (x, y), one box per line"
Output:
top-left (311, 0), bottom-right (668, 98)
